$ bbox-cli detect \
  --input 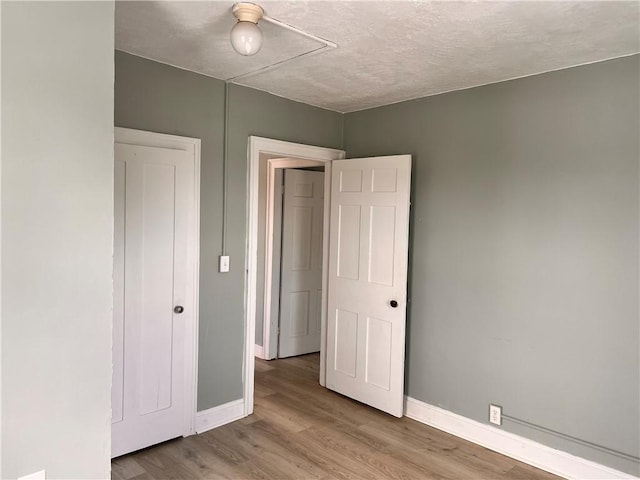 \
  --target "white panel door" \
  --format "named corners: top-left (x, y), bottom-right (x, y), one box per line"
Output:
top-left (278, 169), bottom-right (324, 358)
top-left (112, 142), bottom-right (194, 457)
top-left (326, 155), bottom-right (411, 417)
